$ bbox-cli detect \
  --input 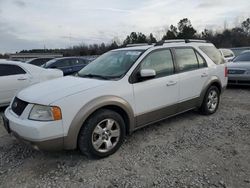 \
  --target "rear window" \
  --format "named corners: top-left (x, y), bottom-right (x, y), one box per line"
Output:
top-left (199, 46), bottom-right (225, 65)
